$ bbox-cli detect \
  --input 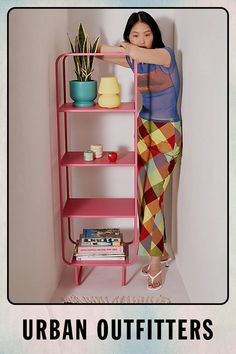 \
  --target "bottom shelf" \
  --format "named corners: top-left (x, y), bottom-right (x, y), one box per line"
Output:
top-left (71, 259), bottom-right (130, 266)
top-left (72, 259), bottom-right (129, 286)
top-left (64, 227), bottom-right (137, 286)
